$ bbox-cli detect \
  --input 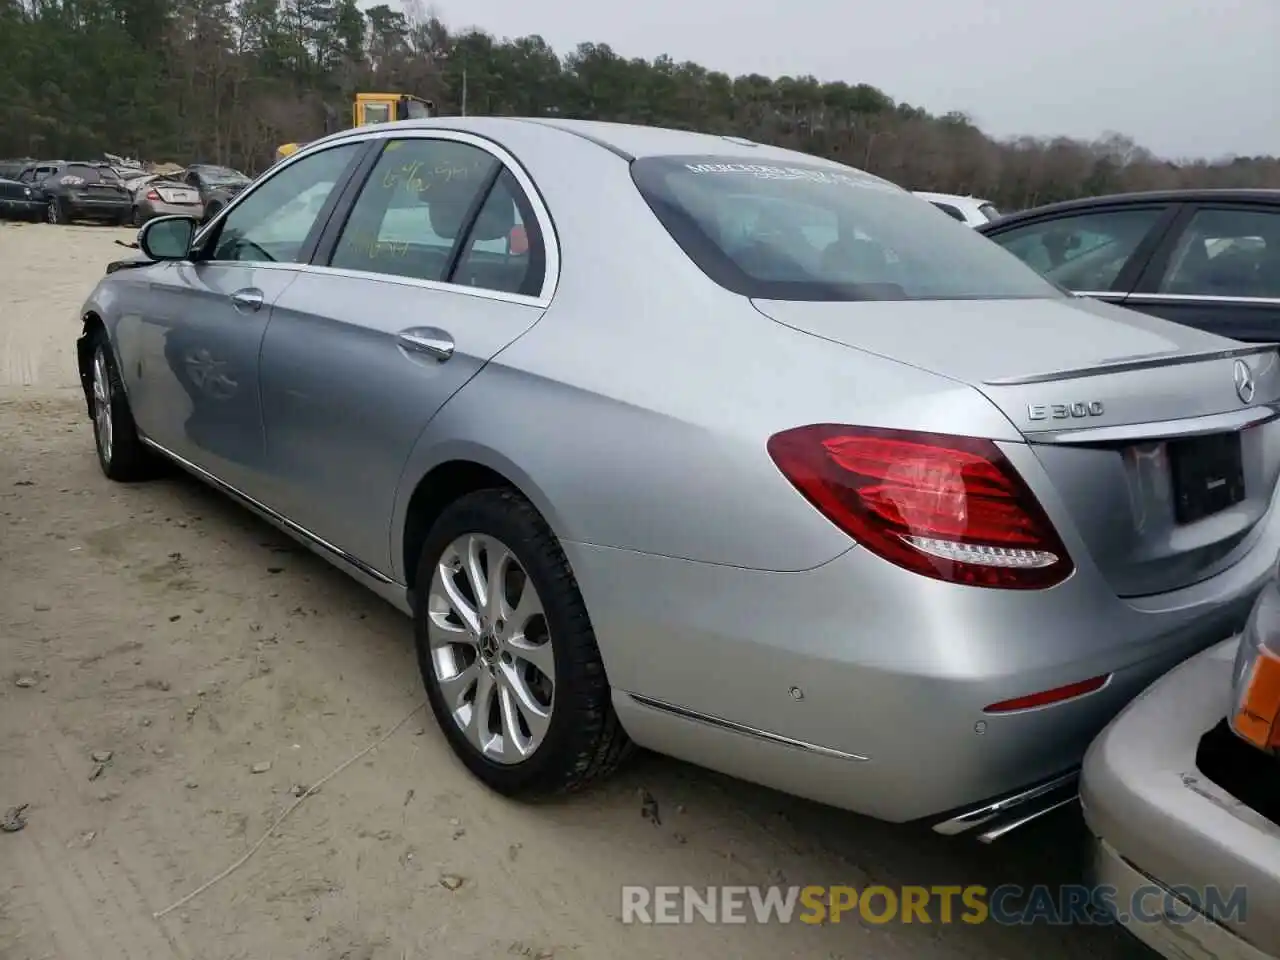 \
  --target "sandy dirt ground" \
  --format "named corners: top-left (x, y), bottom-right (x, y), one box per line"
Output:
top-left (0, 221), bottom-right (1150, 959)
